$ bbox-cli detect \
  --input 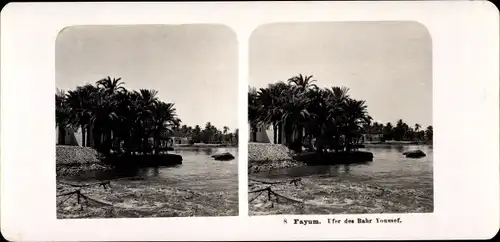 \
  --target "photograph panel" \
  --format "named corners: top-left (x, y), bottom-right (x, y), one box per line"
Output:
top-left (248, 21), bottom-right (433, 215)
top-left (55, 24), bottom-right (239, 218)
